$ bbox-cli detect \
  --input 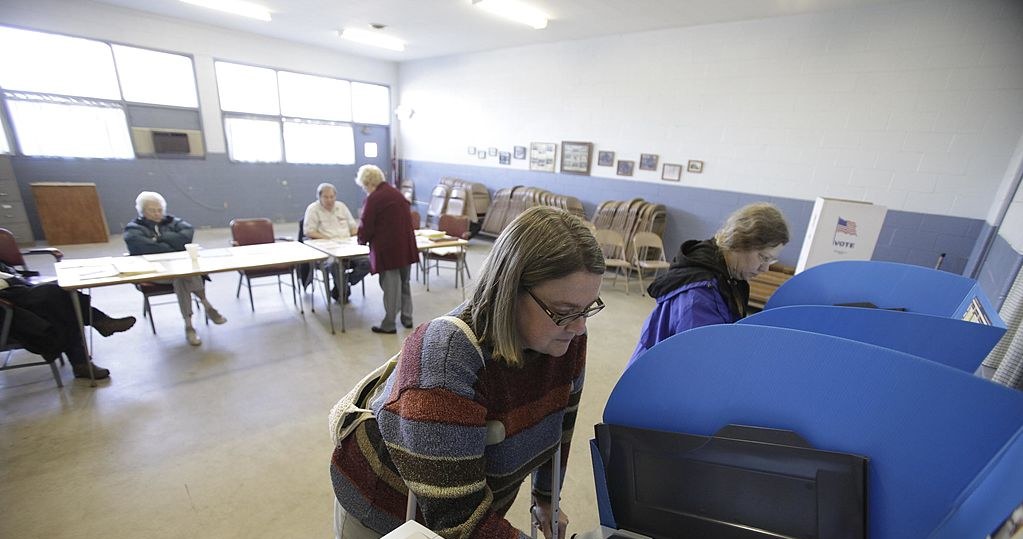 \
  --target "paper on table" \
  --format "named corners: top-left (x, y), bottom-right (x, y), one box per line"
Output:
top-left (113, 258), bottom-right (162, 275)
top-left (57, 257), bottom-right (117, 268)
top-left (75, 265), bottom-right (119, 279)
top-left (143, 251), bottom-right (187, 261)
